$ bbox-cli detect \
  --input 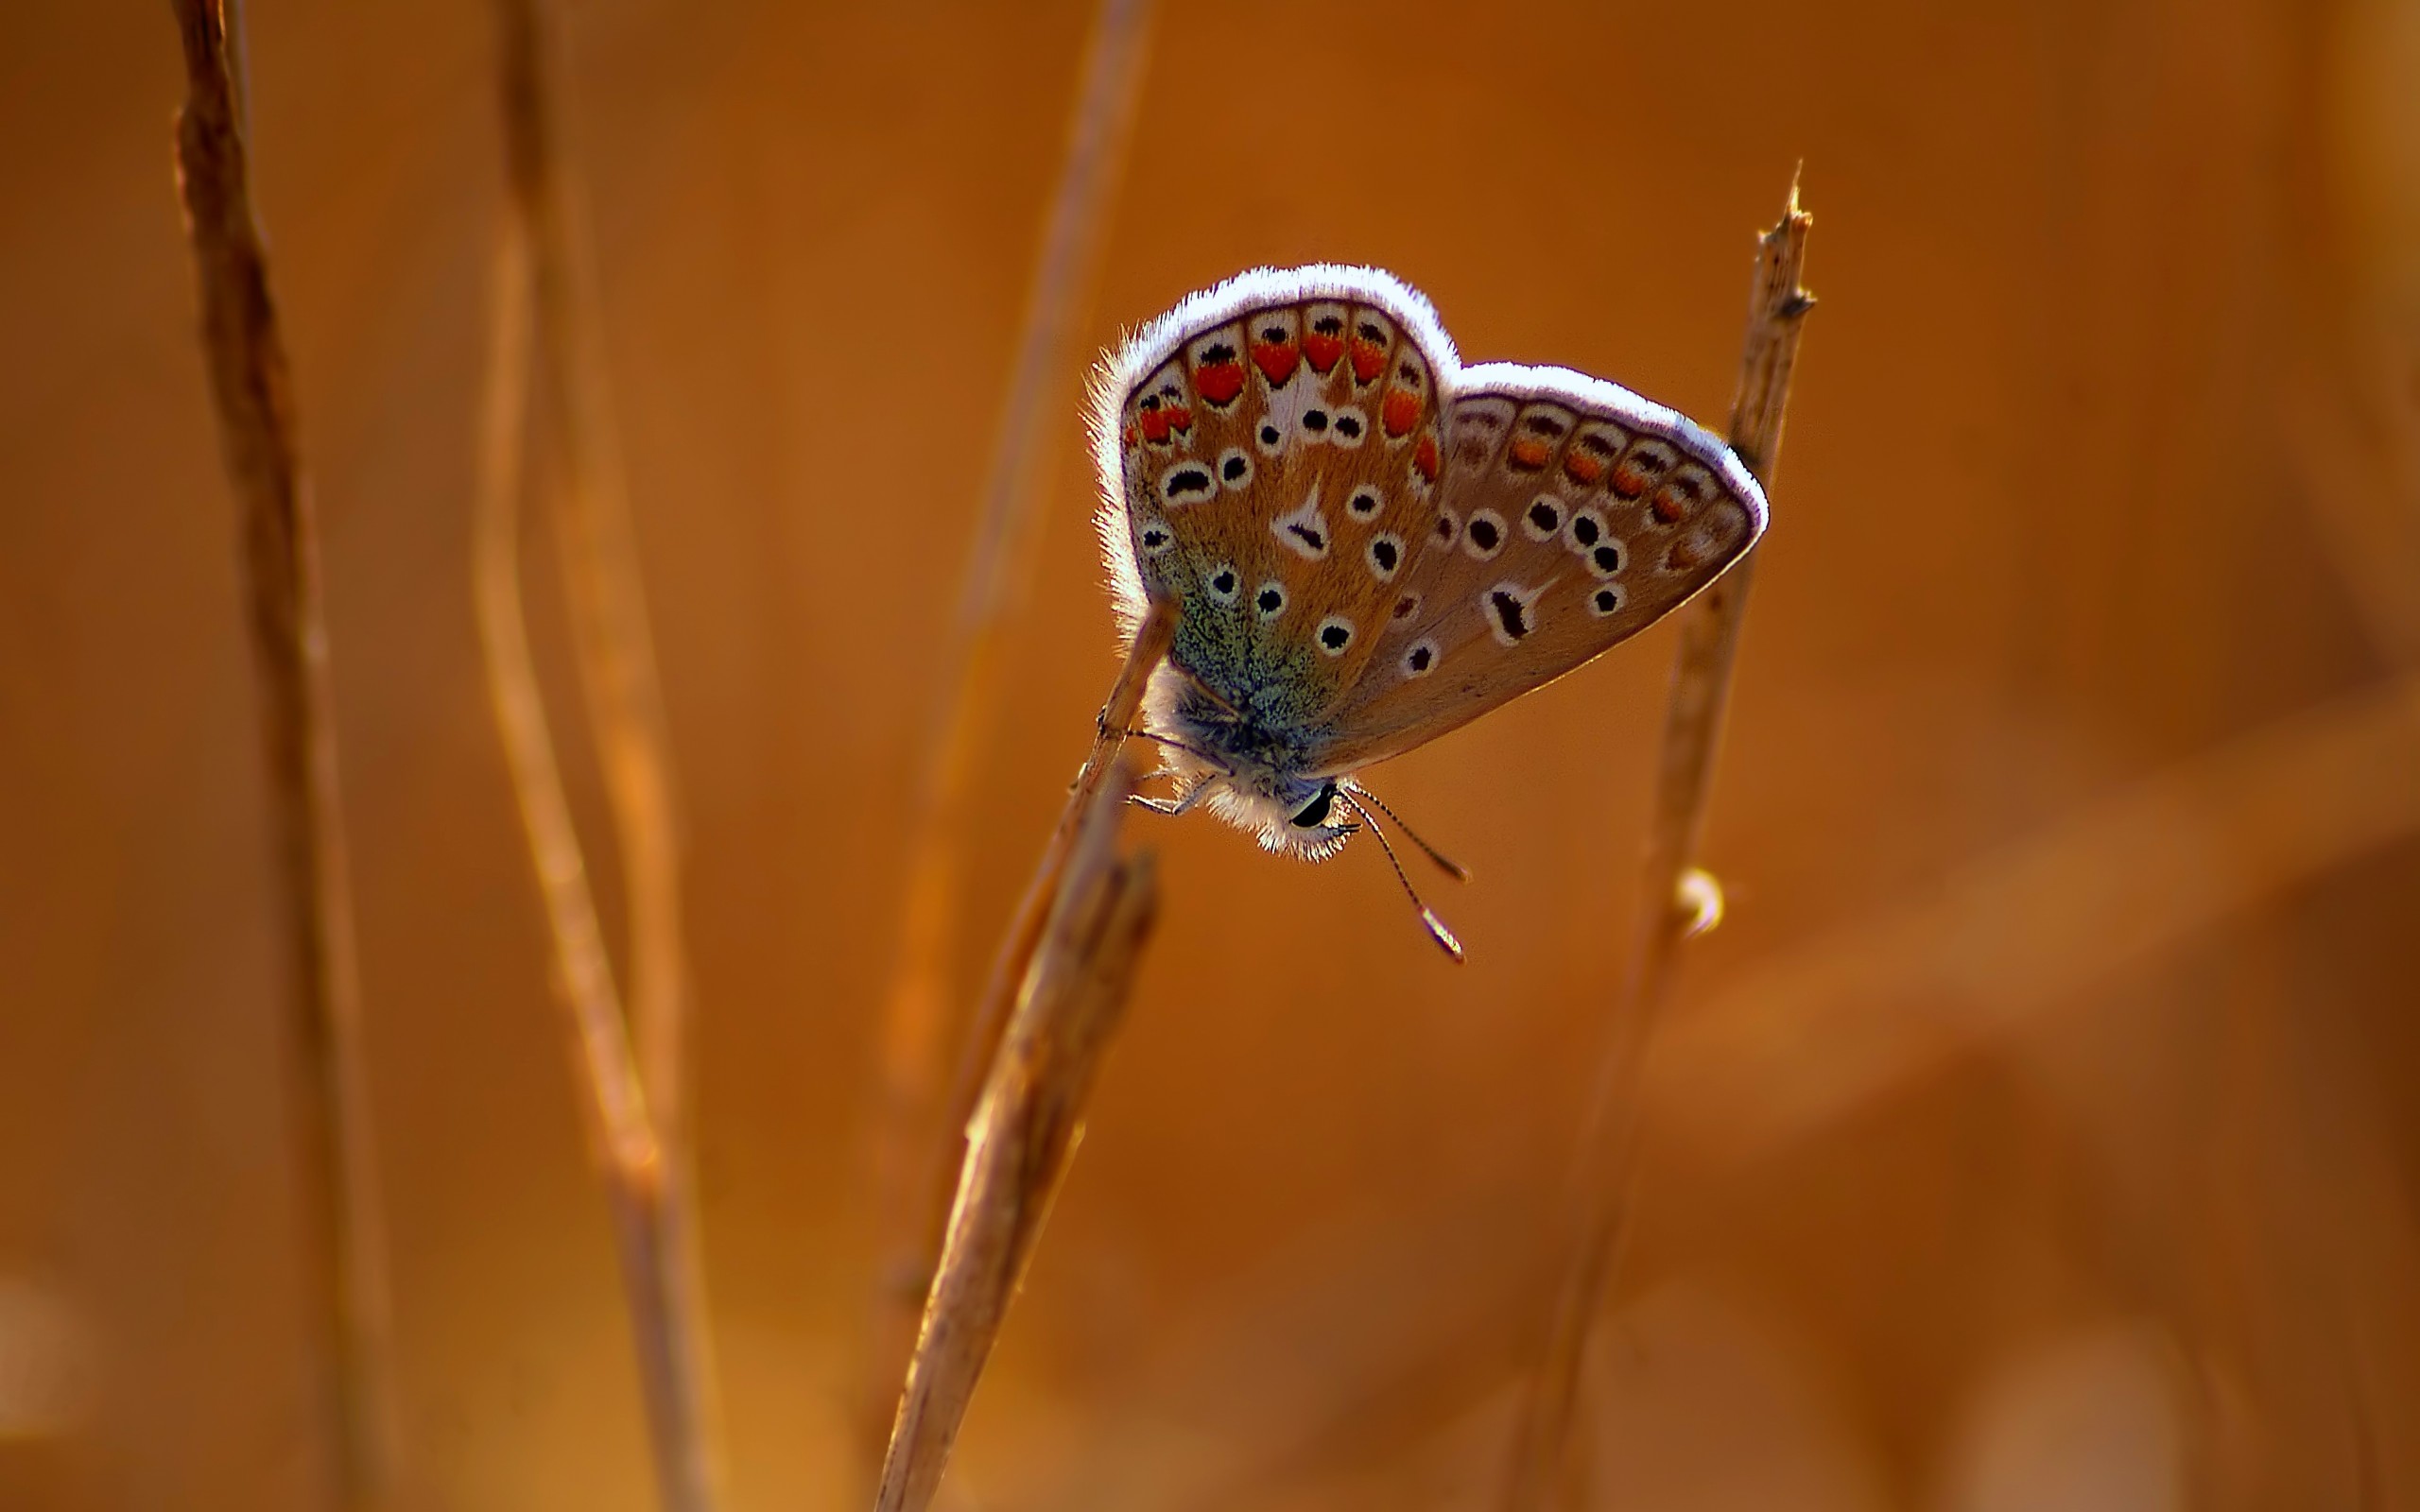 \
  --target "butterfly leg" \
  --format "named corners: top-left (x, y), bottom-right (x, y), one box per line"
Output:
top-left (1130, 778), bottom-right (1209, 818)
top-left (1114, 726), bottom-right (1236, 776)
